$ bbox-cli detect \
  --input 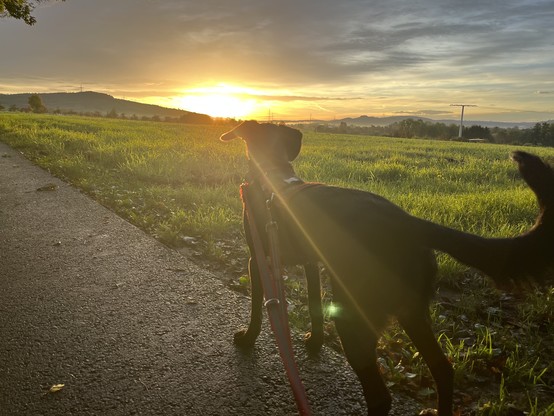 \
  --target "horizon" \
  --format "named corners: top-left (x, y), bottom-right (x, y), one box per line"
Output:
top-left (1, 89), bottom-right (551, 126)
top-left (1, 1), bottom-right (553, 123)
